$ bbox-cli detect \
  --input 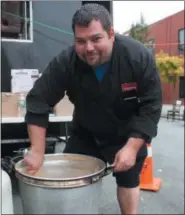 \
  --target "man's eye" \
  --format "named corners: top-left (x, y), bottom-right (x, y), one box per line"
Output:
top-left (92, 37), bottom-right (101, 42)
top-left (77, 40), bottom-right (85, 44)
